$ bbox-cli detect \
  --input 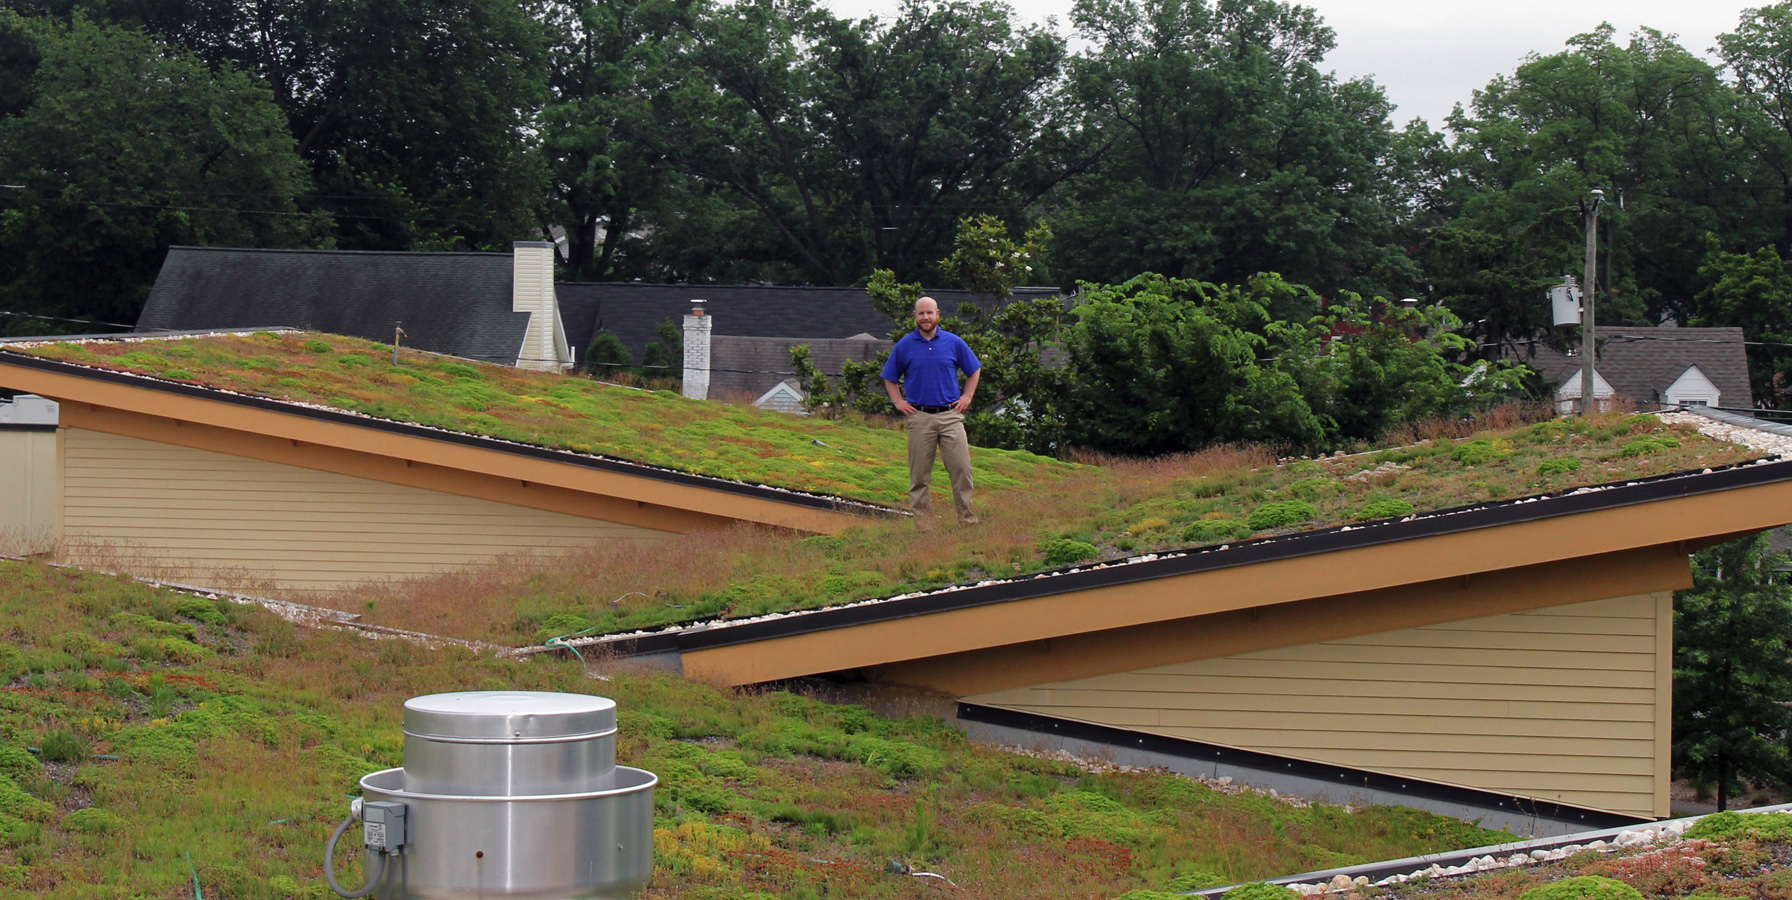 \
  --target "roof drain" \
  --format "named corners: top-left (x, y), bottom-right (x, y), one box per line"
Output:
top-left (323, 691), bottom-right (657, 898)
